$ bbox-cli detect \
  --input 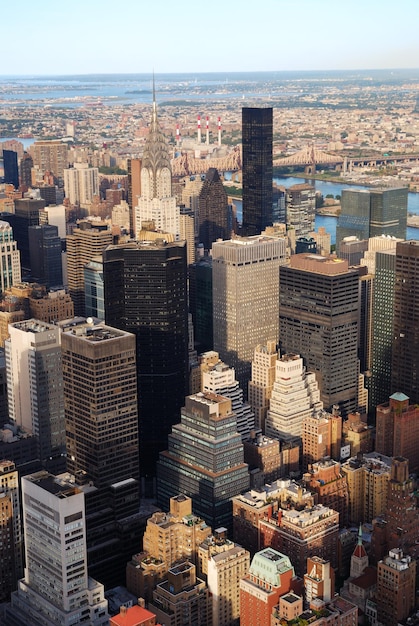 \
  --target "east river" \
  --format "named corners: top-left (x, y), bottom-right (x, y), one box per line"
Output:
top-left (232, 177), bottom-right (419, 244)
